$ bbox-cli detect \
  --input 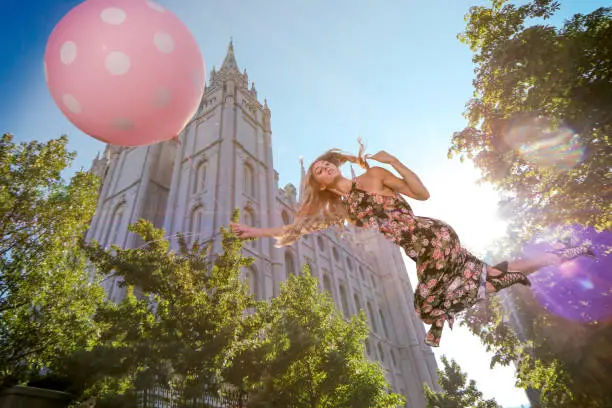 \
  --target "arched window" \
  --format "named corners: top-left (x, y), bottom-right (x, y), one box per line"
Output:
top-left (332, 247), bottom-right (339, 262)
top-left (367, 302), bottom-right (377, 332)
top-left (317, 236), bottom-right (325, 251)
top-left (193, 160), bottom-right (206, 194)
top-left (285, 251), bottom-right (296, 277)
top-left (390, 348), bottom-right (397, 368)
top-left (190, 206), bottom-right (204, 234)
top-left (346, 257), bottom-right (352, 271)
top-left (105, 204), bottom-right (125, 246)
top-left (339, 284), bottom-right (349, 317)
top-left (379, 308), bottom-right (389, 337)
top-left (244, 266), bottom-right (258, 299)
top-left (281, 210), bottom-right (291, 225)
top-left (243, 207), bottom-right (256, 226)
top-left (243, 162), bottom-right (255, 197)
top-left (243, 207), bottom-right (256, 248)
top-left (323, 273), bottom-right (332, 295)
top-left (353, 293), bottom-right (362, 314)
top-left (377, 343), bottom-right (385, 363)
top-left (365, 339), bottom-right (371, 356)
